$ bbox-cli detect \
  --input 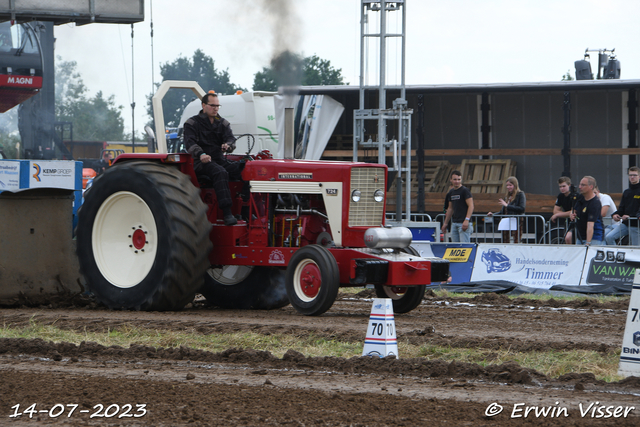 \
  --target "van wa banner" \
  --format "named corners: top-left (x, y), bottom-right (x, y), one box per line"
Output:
top-left (580, 247), bottom-right (640, 286)
top-left (471, 244), bottom-right (586, 289)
